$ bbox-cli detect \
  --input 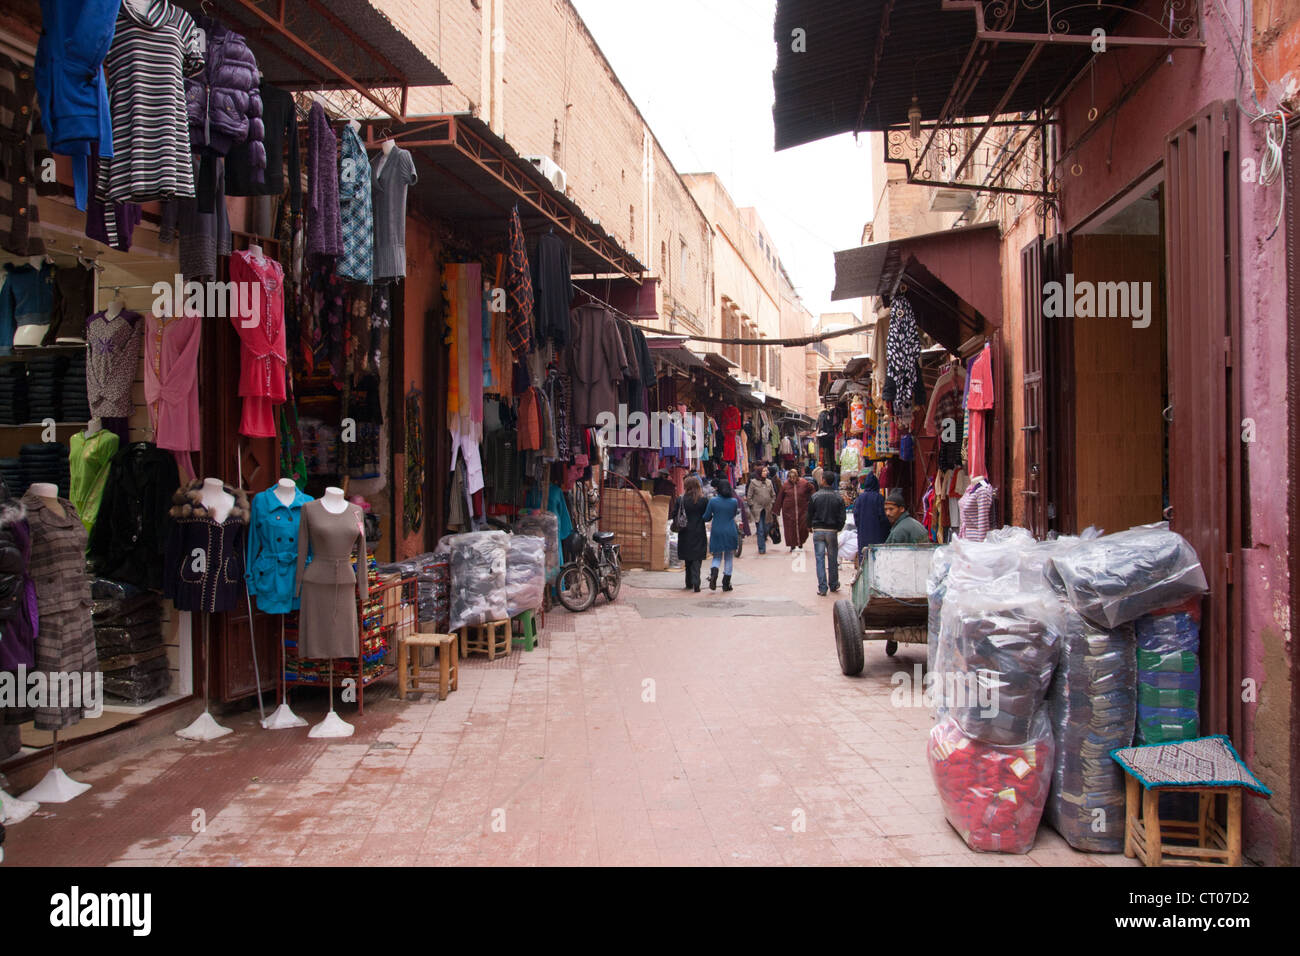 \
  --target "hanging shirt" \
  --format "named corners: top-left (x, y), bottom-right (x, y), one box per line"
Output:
top-left (86, 309), bottom-right (143, 419)
top-left (69, 428), bottom-right (120, 537)
top-left (371, 146), bottom-right (417, 279)
top-left (958, 478), bottom-right (995, 541)
top-left (144, 310), bottom-right (201, 453)
top-left (336, 123), bottom-right (373, 282)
